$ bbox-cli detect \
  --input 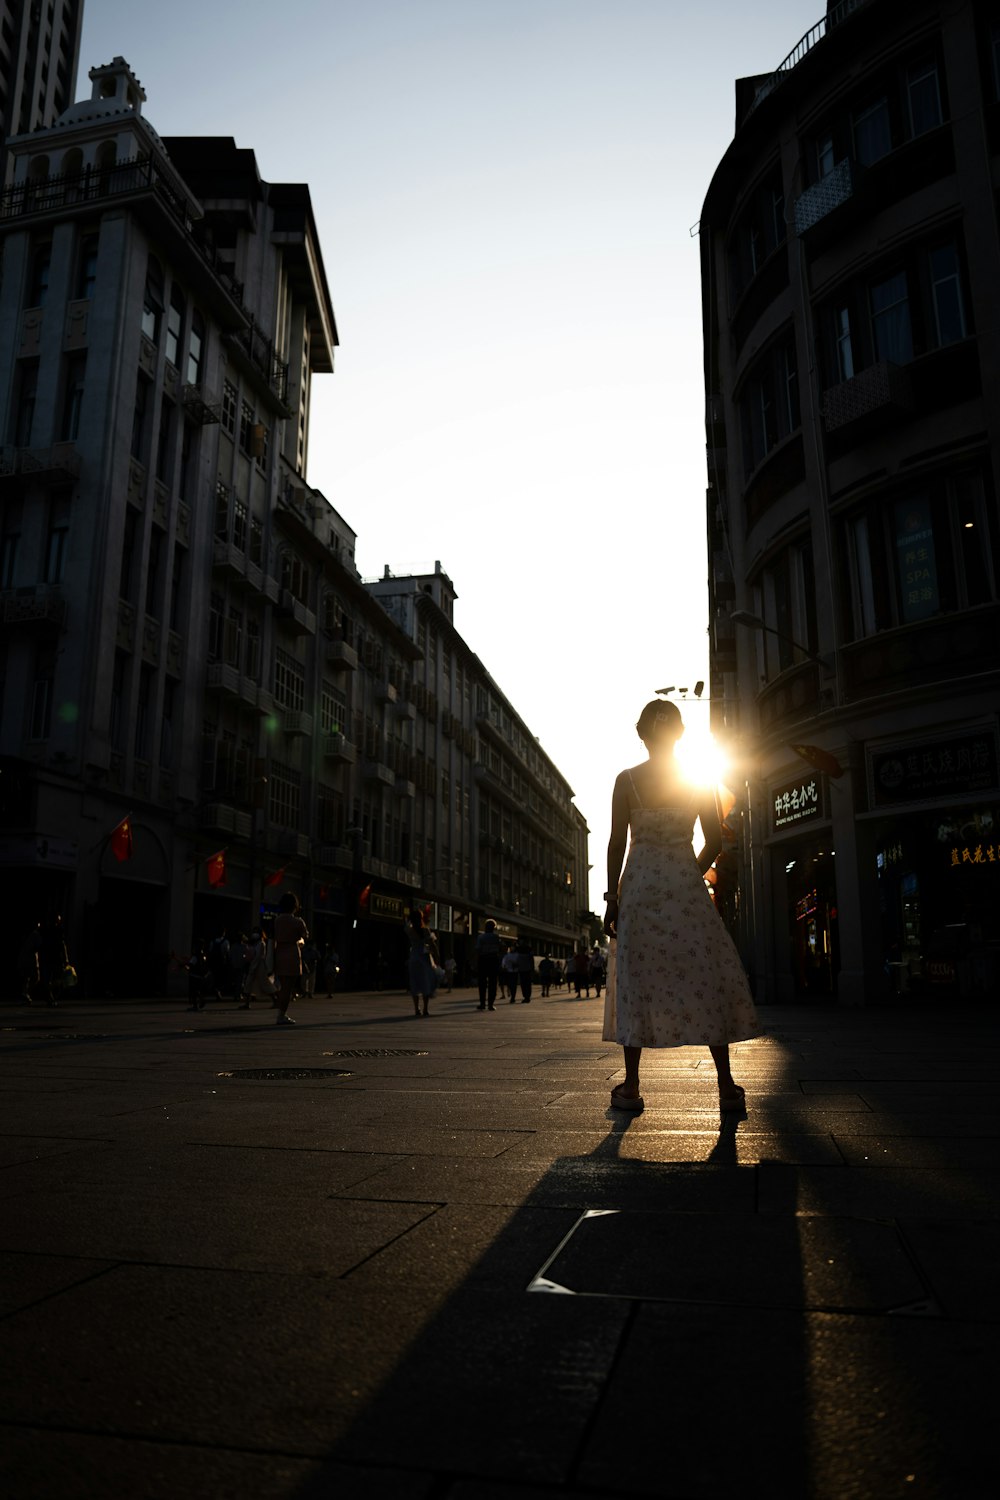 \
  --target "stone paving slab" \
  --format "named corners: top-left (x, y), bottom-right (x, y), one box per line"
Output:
top-left (0, 993), bottom-right (996, 1498)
